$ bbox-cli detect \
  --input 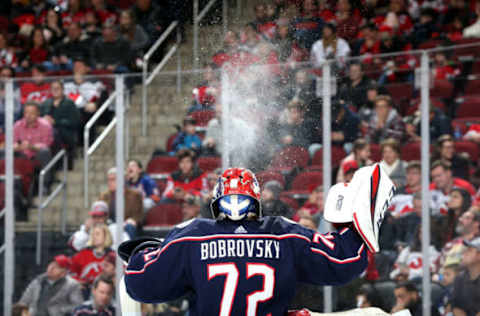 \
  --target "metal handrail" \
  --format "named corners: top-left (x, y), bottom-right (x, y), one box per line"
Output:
top-left (83, 92), bottom-right (116, 207)
top-left (142, 21), bottom-right (182, 136)
top-left (193, 0), bottom-right (228, 70)
top-left (36, 149), bottom-right (68, 265)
